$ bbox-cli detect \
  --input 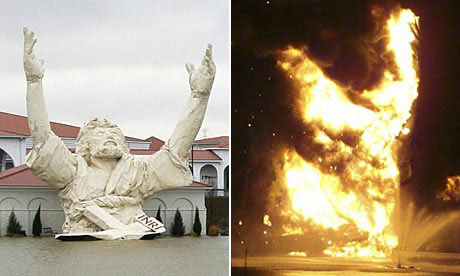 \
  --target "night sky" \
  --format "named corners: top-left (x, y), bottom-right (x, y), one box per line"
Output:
top-left (232, 0), bottom-right (460, 248)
